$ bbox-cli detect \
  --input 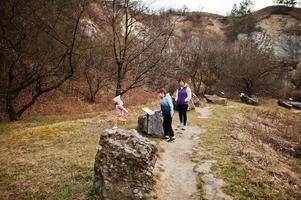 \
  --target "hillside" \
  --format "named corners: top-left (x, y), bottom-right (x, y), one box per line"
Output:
top-left (171, 6), bottom-right (301, 64)
top-left (0, 3), bottom-right (301, 120)
top-left (172, 6), bottom-right (301, 38)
